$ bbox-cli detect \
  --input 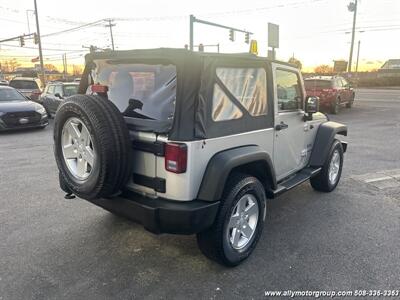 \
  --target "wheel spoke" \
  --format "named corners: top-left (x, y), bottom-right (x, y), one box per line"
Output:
top-left (80, 126), bottom-right (91, 146)
top-left (228, 214), bottom-right (240, 229)
top-left (245, 202), bottom-right (258, 217)
top-left (241, 223), bottom-right (253, 238)
top-left (231, 228), bottom-right (241, 248)
top-left (63, 144), bottom-right (77, 159)
top-left (85, 147), bottom-right (95, 167)
top-left (237, 197), bottom-right (247, 213)
top-left (76, 158), bottom-right (87, 176)
top-left (66, 121), bottom-right (81, 140)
